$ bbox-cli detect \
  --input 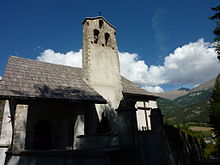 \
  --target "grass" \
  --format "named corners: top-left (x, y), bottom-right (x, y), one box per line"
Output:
top-left (190, 126), bottom-right (213, 132)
